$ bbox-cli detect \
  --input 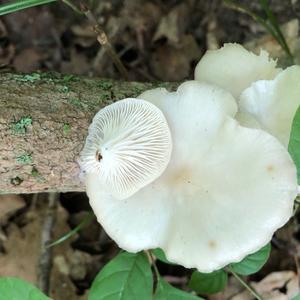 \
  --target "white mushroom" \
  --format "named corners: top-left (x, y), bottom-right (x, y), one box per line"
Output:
top-left (80, 98), bottom-right (172, 200)
top-left (84, 81), bottom-right (298, 272)
top-left (194, 43), bottom-right (281, 98)
top-left (239, 66), bottom-right (300, 147)
top-left (194, 43), bottom-right (300, 149)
